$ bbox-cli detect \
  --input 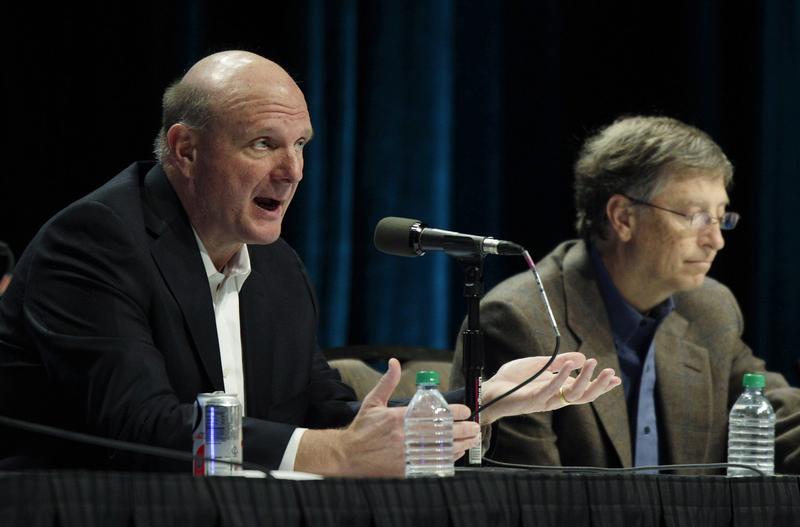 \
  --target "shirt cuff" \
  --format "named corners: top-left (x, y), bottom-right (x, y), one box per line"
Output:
top-left (278, 427), bottom-right (308, 471)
